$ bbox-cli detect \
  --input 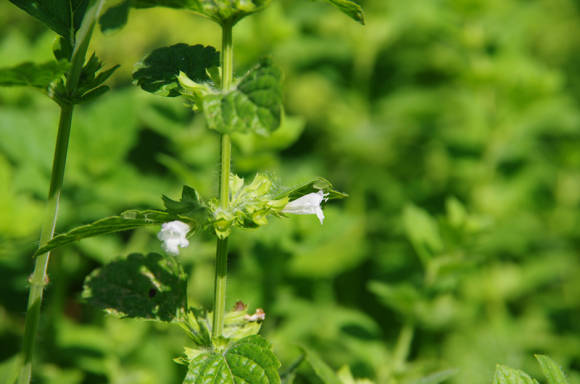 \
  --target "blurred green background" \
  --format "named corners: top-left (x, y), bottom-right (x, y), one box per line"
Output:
top-left (1, 0), bottom-right (580, 383)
